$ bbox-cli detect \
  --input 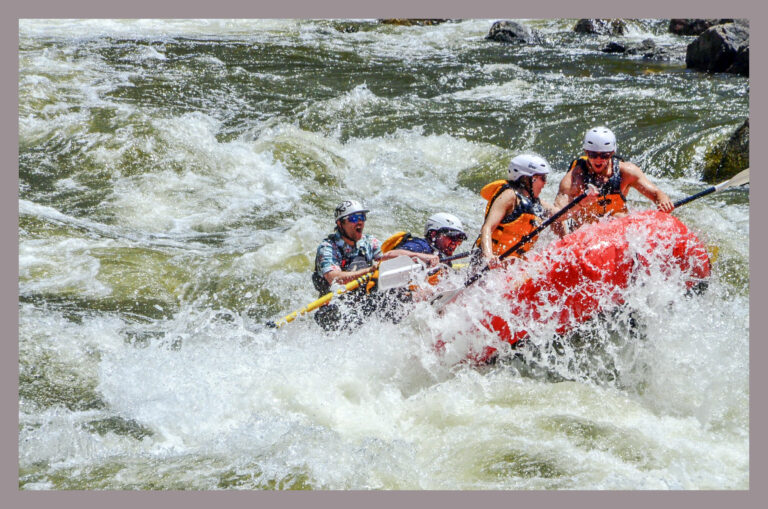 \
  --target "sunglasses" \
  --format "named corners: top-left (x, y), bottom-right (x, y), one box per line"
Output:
top-left (345, 213), bottom-right (367, 224)
top-left (536, 174), bottom-right (547, 183)
top-left (586, 151), bottom-right (612, 160)
top-left (440, 231), bottom-right (466, 242)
